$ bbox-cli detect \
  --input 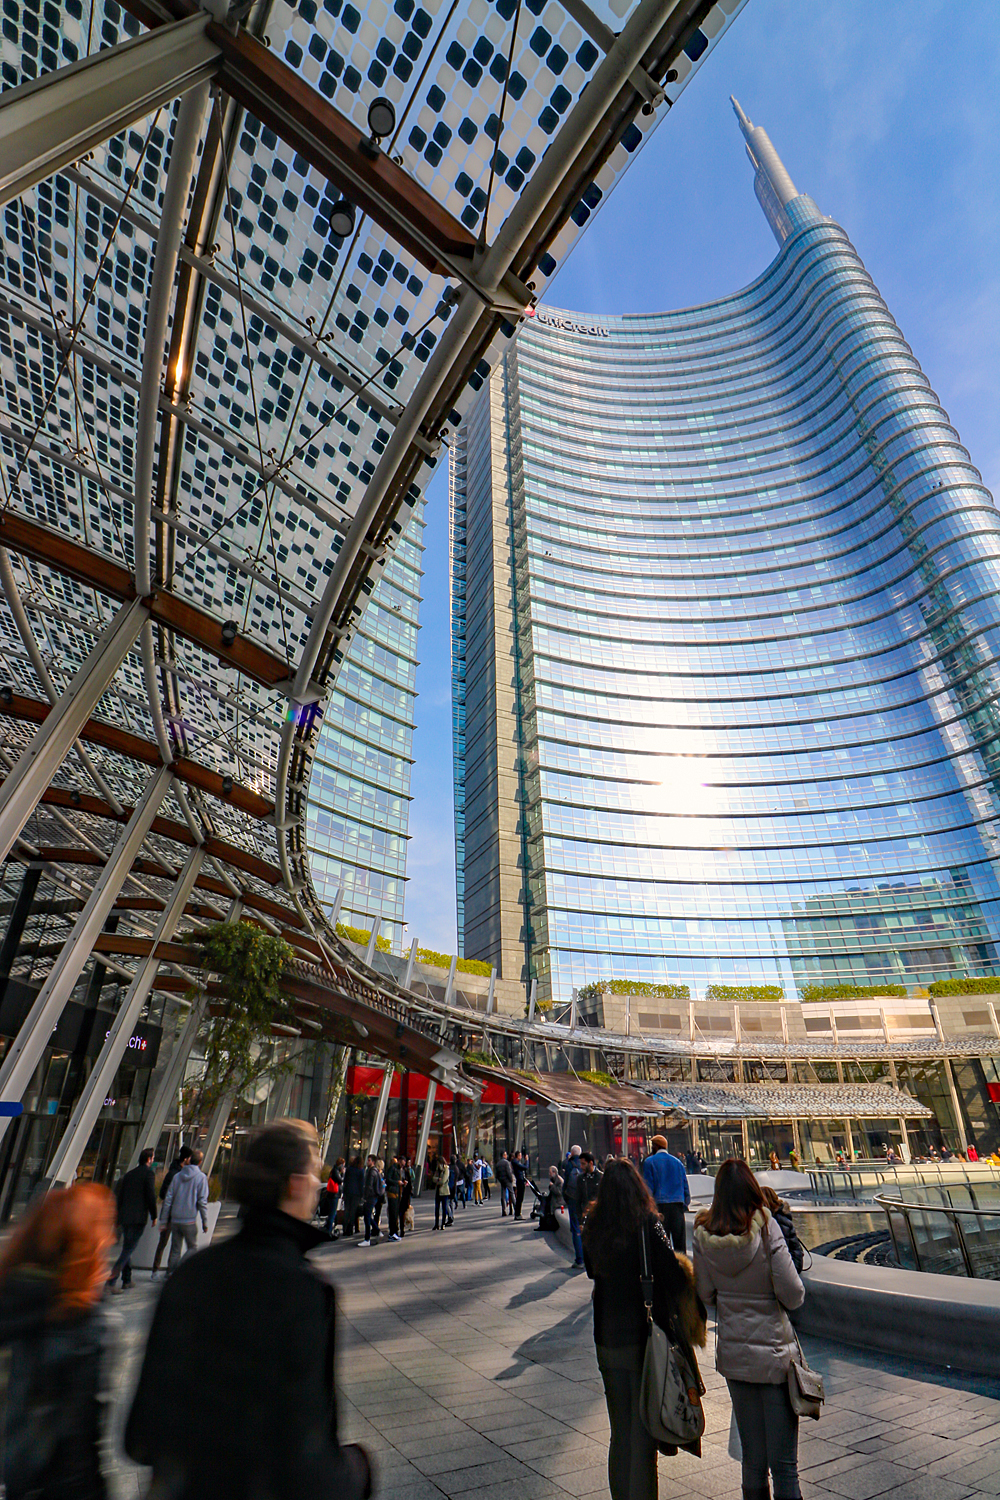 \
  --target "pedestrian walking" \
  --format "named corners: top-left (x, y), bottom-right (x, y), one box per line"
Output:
top-left (432, 1154), bottom-right (453, 1228)
top-left (481, 1155), bottom-right (492, 1200)
top-left (150, 1143), bottom-right (192, 1278)
top-left (464, 1157), bottom-right (475, 1203)
top-left (512, 1150), bottom-right (527, 1219)
top-left (324, 1159), bottom-right (344, 1238)
top-left (399, 1157), bottom-right (414, 1235)
top-left (578, 1151), bottom-right (603, 1219)
top-left (125, 1121), bottom-right (372, 1500)
top-left (0, 1182), bottom-right (117, 1500)
top-left (162, 1148), bottom-right (209, 1270)
top-left (386, 1155), bottom-right (402, 1240)
top-left (496, 1151), bottom-right (515, 1216)
top-left (108, 1147), bottom-right (158, 1292)
top-left (562, 1144), bottom-right (585, 1266)
top-left (693, 1159), bottom-right (805, 1500)
top-left (342, 1155), bottom-right (365, 1236)
top-left (641, 1134), bottom-right (690, 1253)
top-left (472, 1153), bottom-right (484, 1204)
top-left (360, 1155), bottom-right (382, 1245)
top-left (583, 1158), bottom-right (706, 1500)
